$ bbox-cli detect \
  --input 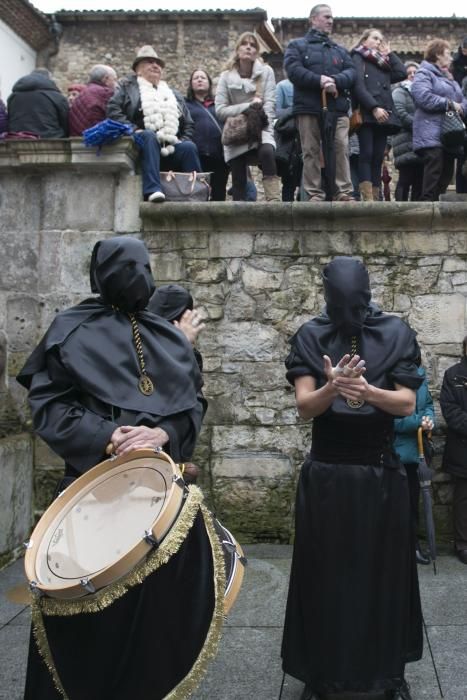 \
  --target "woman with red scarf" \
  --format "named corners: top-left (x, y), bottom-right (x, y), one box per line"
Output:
top-left (186, 69), bottom-right (229, 201)
top-left (351, 29), bottom-right (407, 201)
